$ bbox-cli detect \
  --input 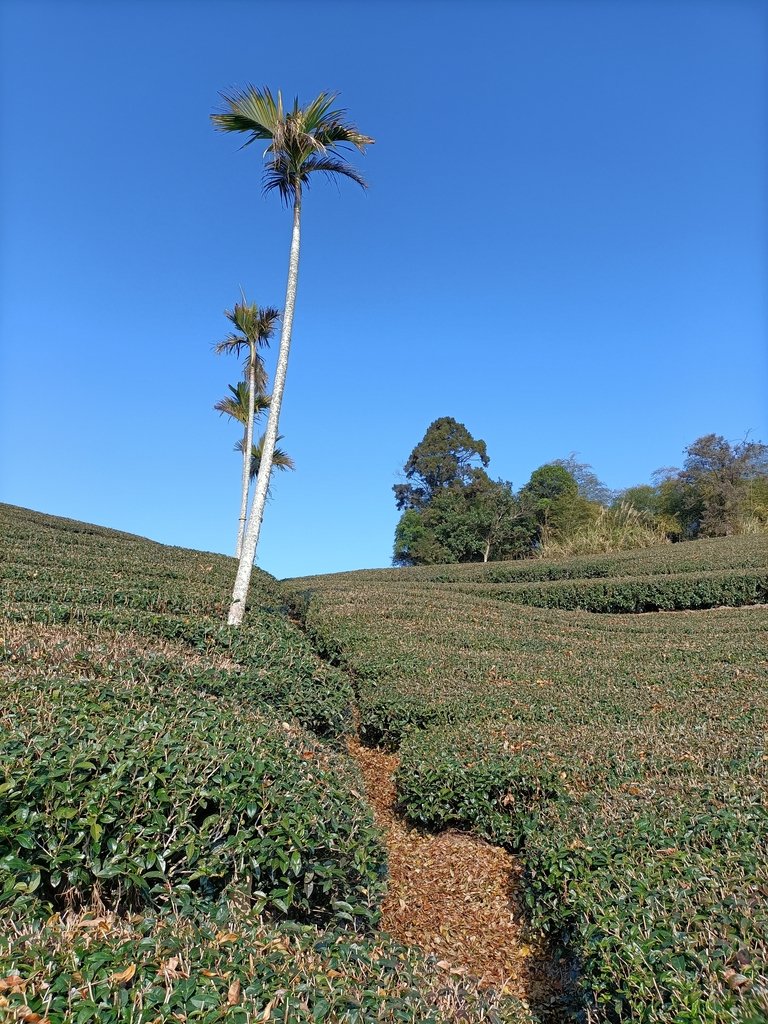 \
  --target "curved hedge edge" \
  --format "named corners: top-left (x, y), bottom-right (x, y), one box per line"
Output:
top-left (0, 907), bottom-right (537, 1024)
top-left (456, 569), bottom-right (768, 614)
